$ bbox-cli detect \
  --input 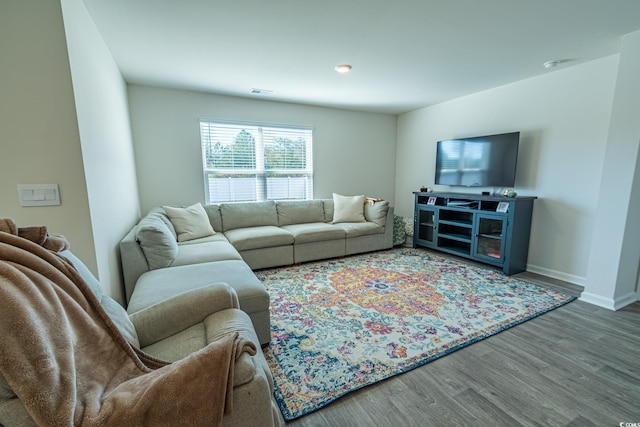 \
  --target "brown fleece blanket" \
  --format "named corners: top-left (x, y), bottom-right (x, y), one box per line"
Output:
top-left (0, 218), bottom-right (69, 252)
top-left (0, 231), bottom-right (256, 426)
